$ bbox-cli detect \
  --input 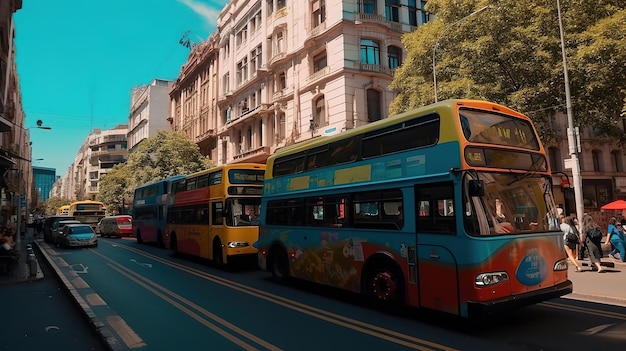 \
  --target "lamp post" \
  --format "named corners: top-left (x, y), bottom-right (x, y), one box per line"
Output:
top-left (14, 120), bottom-right (51, 244)
top-left (432, 6), bottom-right (490, 103)
top-left (556, 0), bottom-right (583, 224)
